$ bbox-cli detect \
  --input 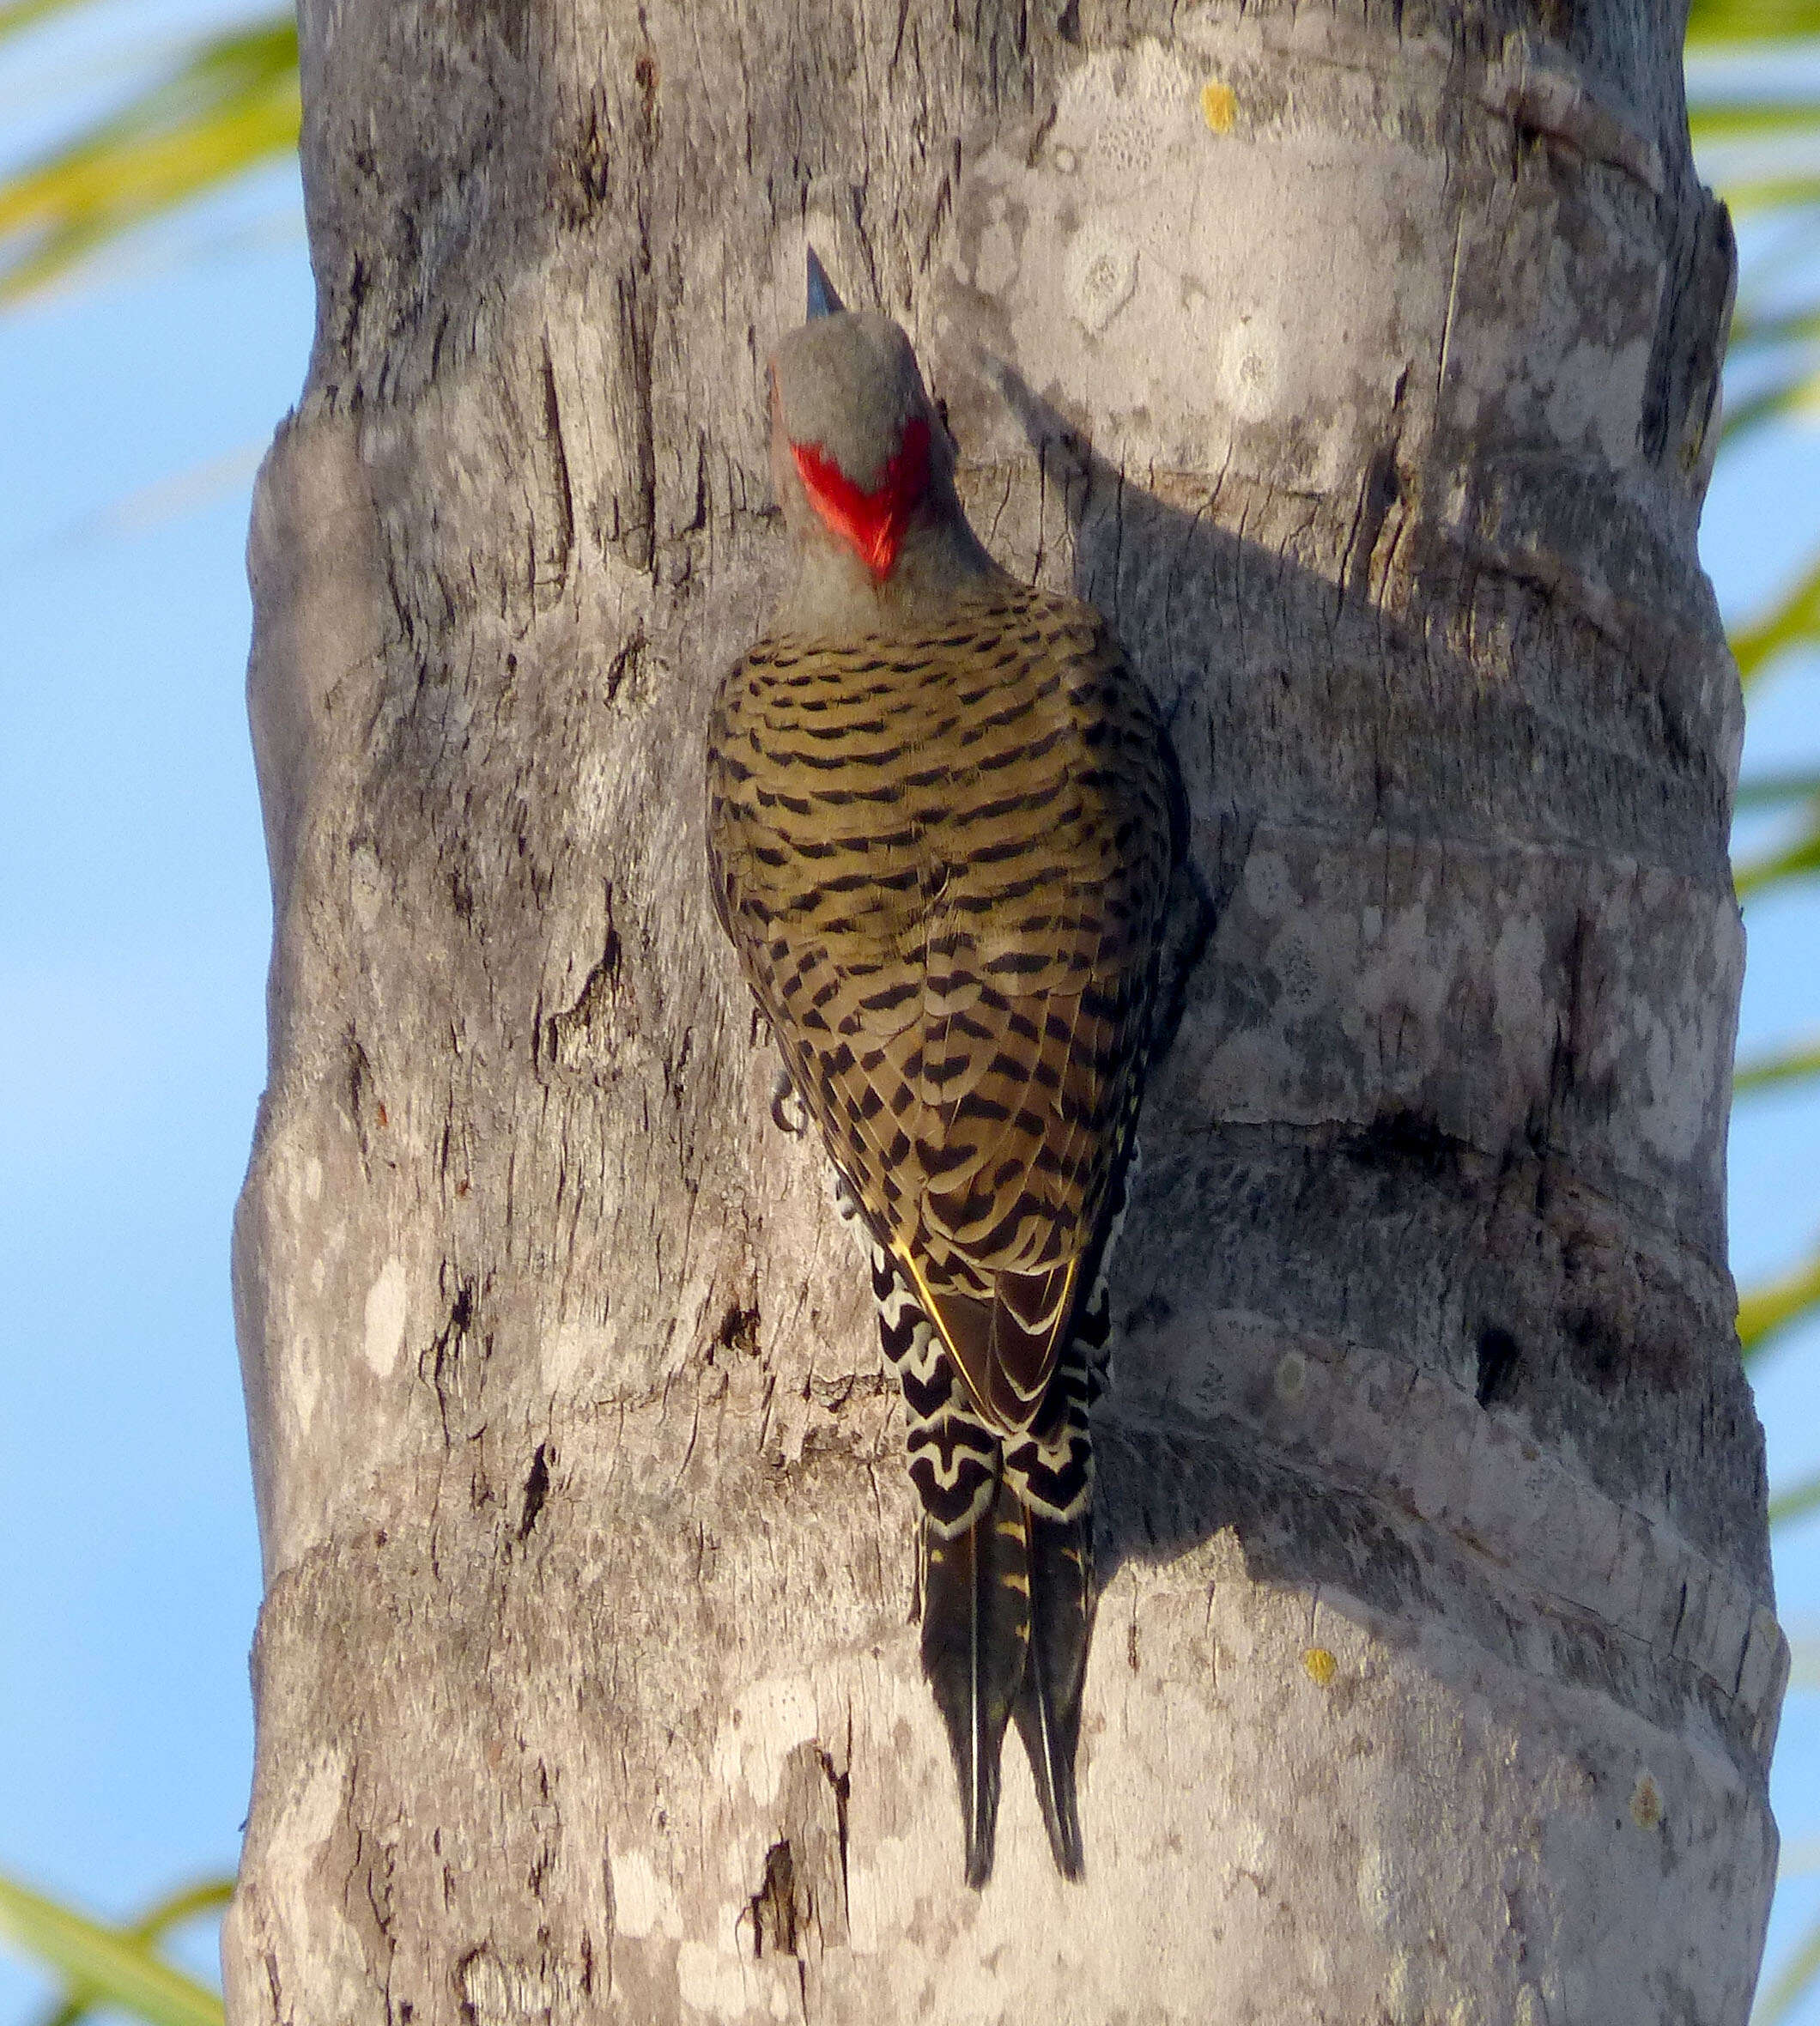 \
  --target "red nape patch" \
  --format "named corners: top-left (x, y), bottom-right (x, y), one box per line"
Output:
top-left (791, 416), bottom-right (931, 581)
